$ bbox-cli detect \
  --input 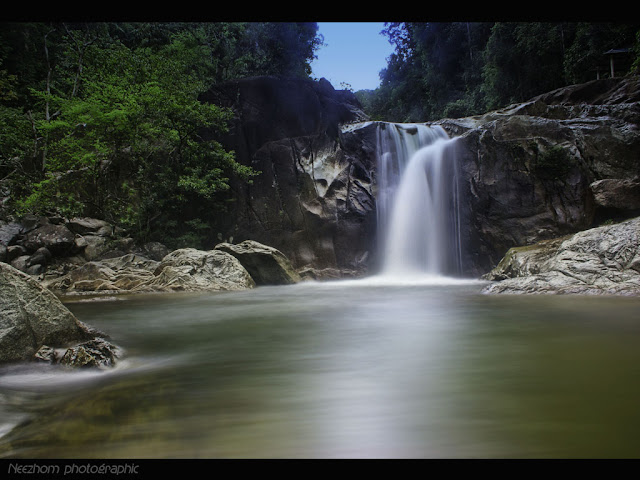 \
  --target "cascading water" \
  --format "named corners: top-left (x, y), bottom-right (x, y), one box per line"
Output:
top-left (375, 122), bottom-right (463, 279)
